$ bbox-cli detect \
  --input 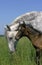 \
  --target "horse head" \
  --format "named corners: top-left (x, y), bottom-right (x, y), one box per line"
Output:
top-left (15, 22), bottom-right (40, 43)
top-left (15, 23), bottom-right (33, 40)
